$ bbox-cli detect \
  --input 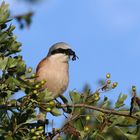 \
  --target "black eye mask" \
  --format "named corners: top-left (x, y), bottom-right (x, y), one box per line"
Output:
top-left (51, 48), bottom-right (79, 61)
